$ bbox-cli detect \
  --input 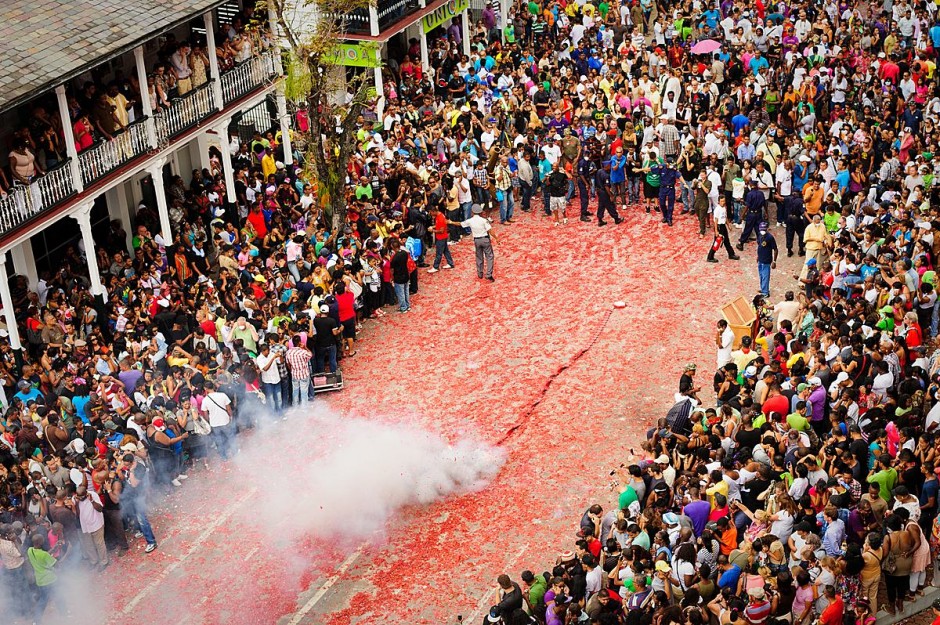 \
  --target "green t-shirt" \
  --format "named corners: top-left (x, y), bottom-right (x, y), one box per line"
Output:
top-left (528, 576), bottom-right (547, 609)
top-left (824, 211), bottom-right (840, 233)
top-left (786, 412), bottom-right (810, 432)
top-left (527, 0), bottom-right (539, 15)
top-left (644, 158), bottom-right (662, 187)
top-left (28, 547), bottom-right (57, 587)
top-left (619, 485), bottom-right (639, 510)
top-left (868, 468), bottom-right (898, 502)
top-left (876, 316), bottom-right (895, 333)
